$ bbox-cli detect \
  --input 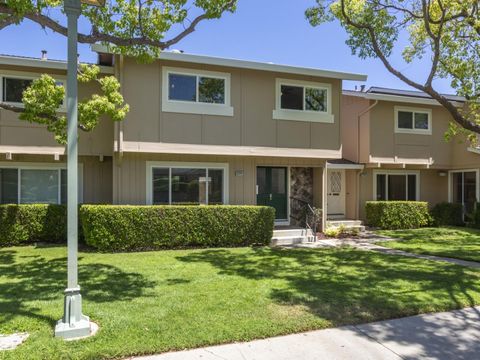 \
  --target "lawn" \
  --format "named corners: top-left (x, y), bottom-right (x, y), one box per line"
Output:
top-left (2, 245), bottom-right (480, 360)
top-left (377, 227), bottom-right (480, 262)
